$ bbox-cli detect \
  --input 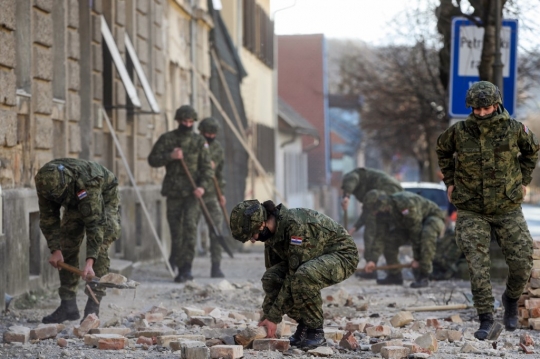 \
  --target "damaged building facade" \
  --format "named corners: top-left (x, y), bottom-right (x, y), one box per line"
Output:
top-left (0, 0), bottom-right (280, 308)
